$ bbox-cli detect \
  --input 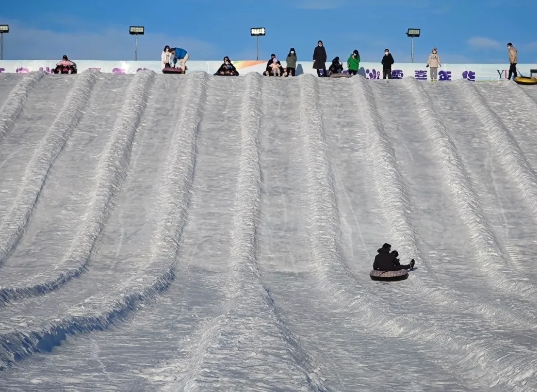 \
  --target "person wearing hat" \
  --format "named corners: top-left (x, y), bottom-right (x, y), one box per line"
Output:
top-left (507, 42), bottom-right (518, 80)
top-left (313, 40), bottom-right (328, 77)
top-left (373, 243), bottom-right (415, 271)
top-left (328, 56), bottom-right (344, 75)
top-left (347, 49), bottom-right (360, 76)
top-left (426, 47), bottom-right (441, 81)
top-left (285, 48), bottom-right (297, 76)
